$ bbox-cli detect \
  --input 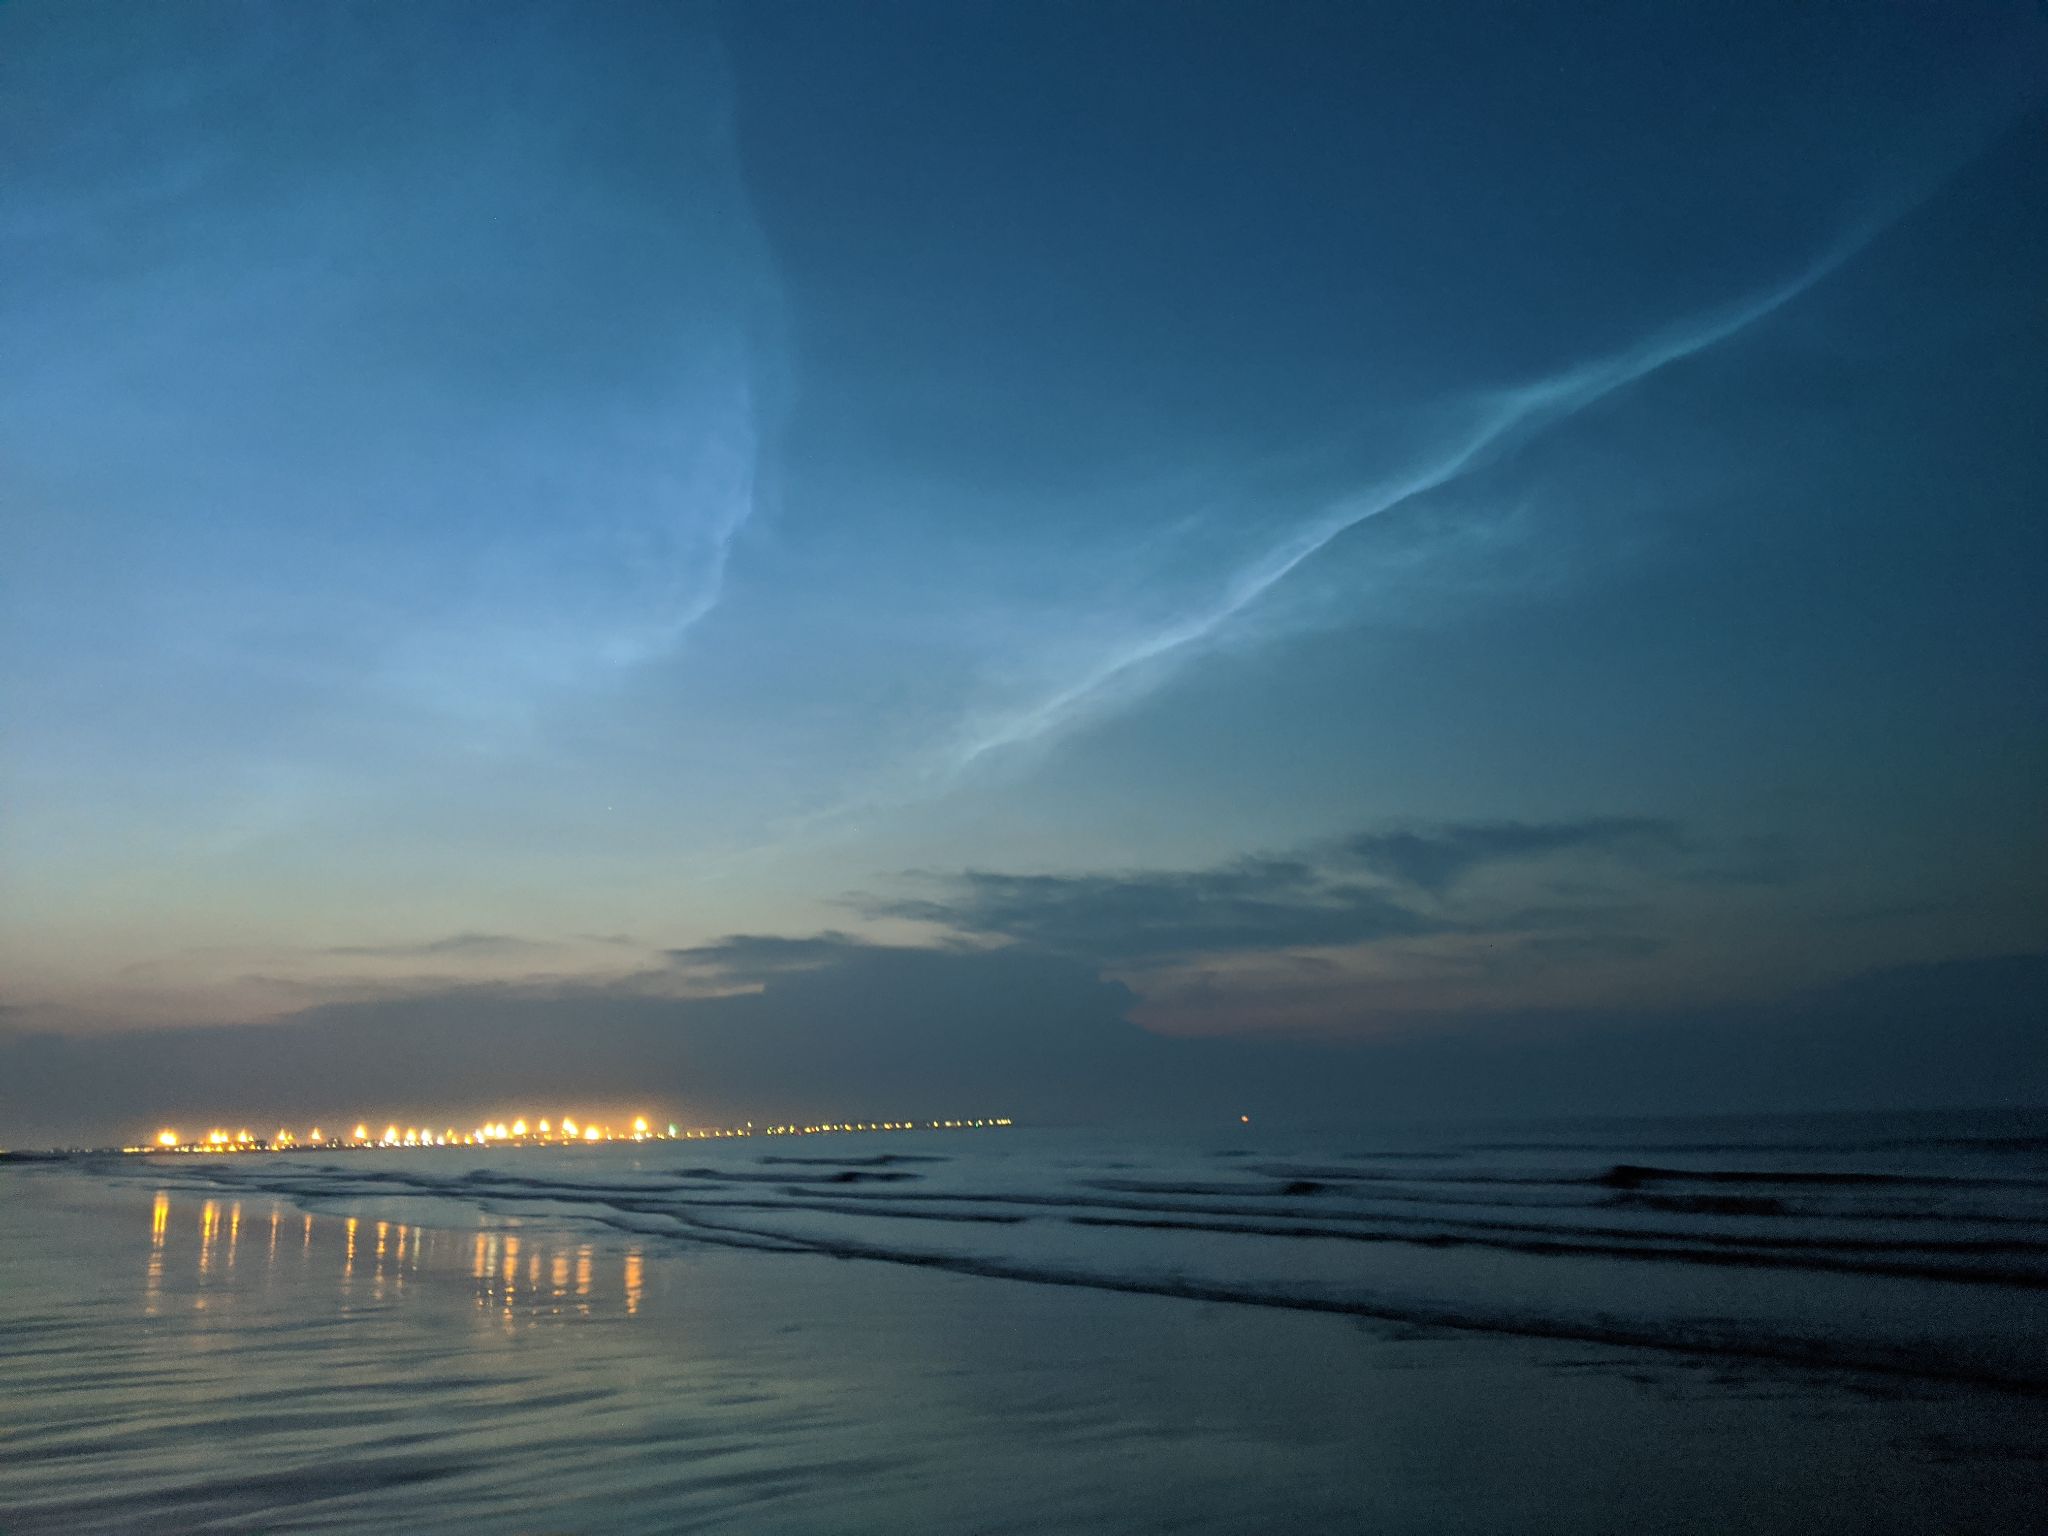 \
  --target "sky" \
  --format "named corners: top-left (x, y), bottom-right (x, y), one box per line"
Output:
top-left (3, 2), bottom-right (2046, 1144)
